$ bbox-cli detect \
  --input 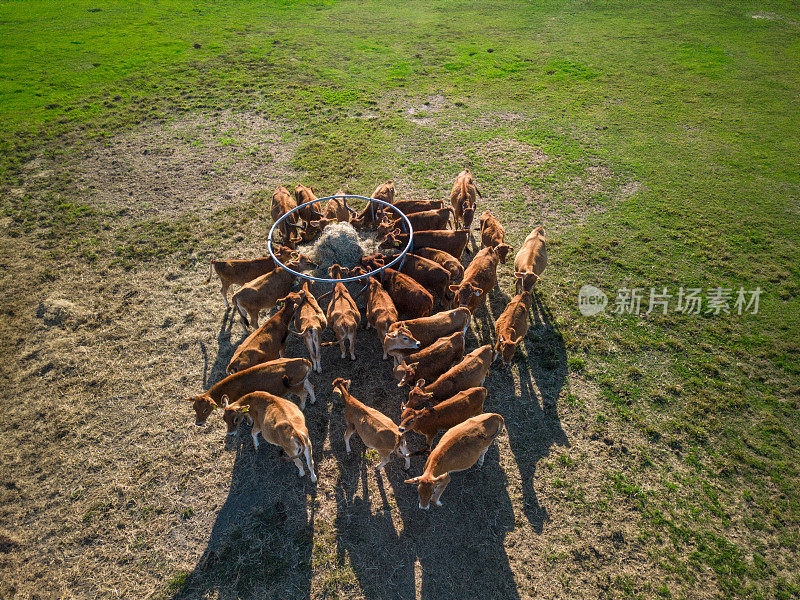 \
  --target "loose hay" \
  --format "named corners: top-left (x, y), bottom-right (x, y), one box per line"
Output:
top-left (299, 221), bottom-right (381, 277)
